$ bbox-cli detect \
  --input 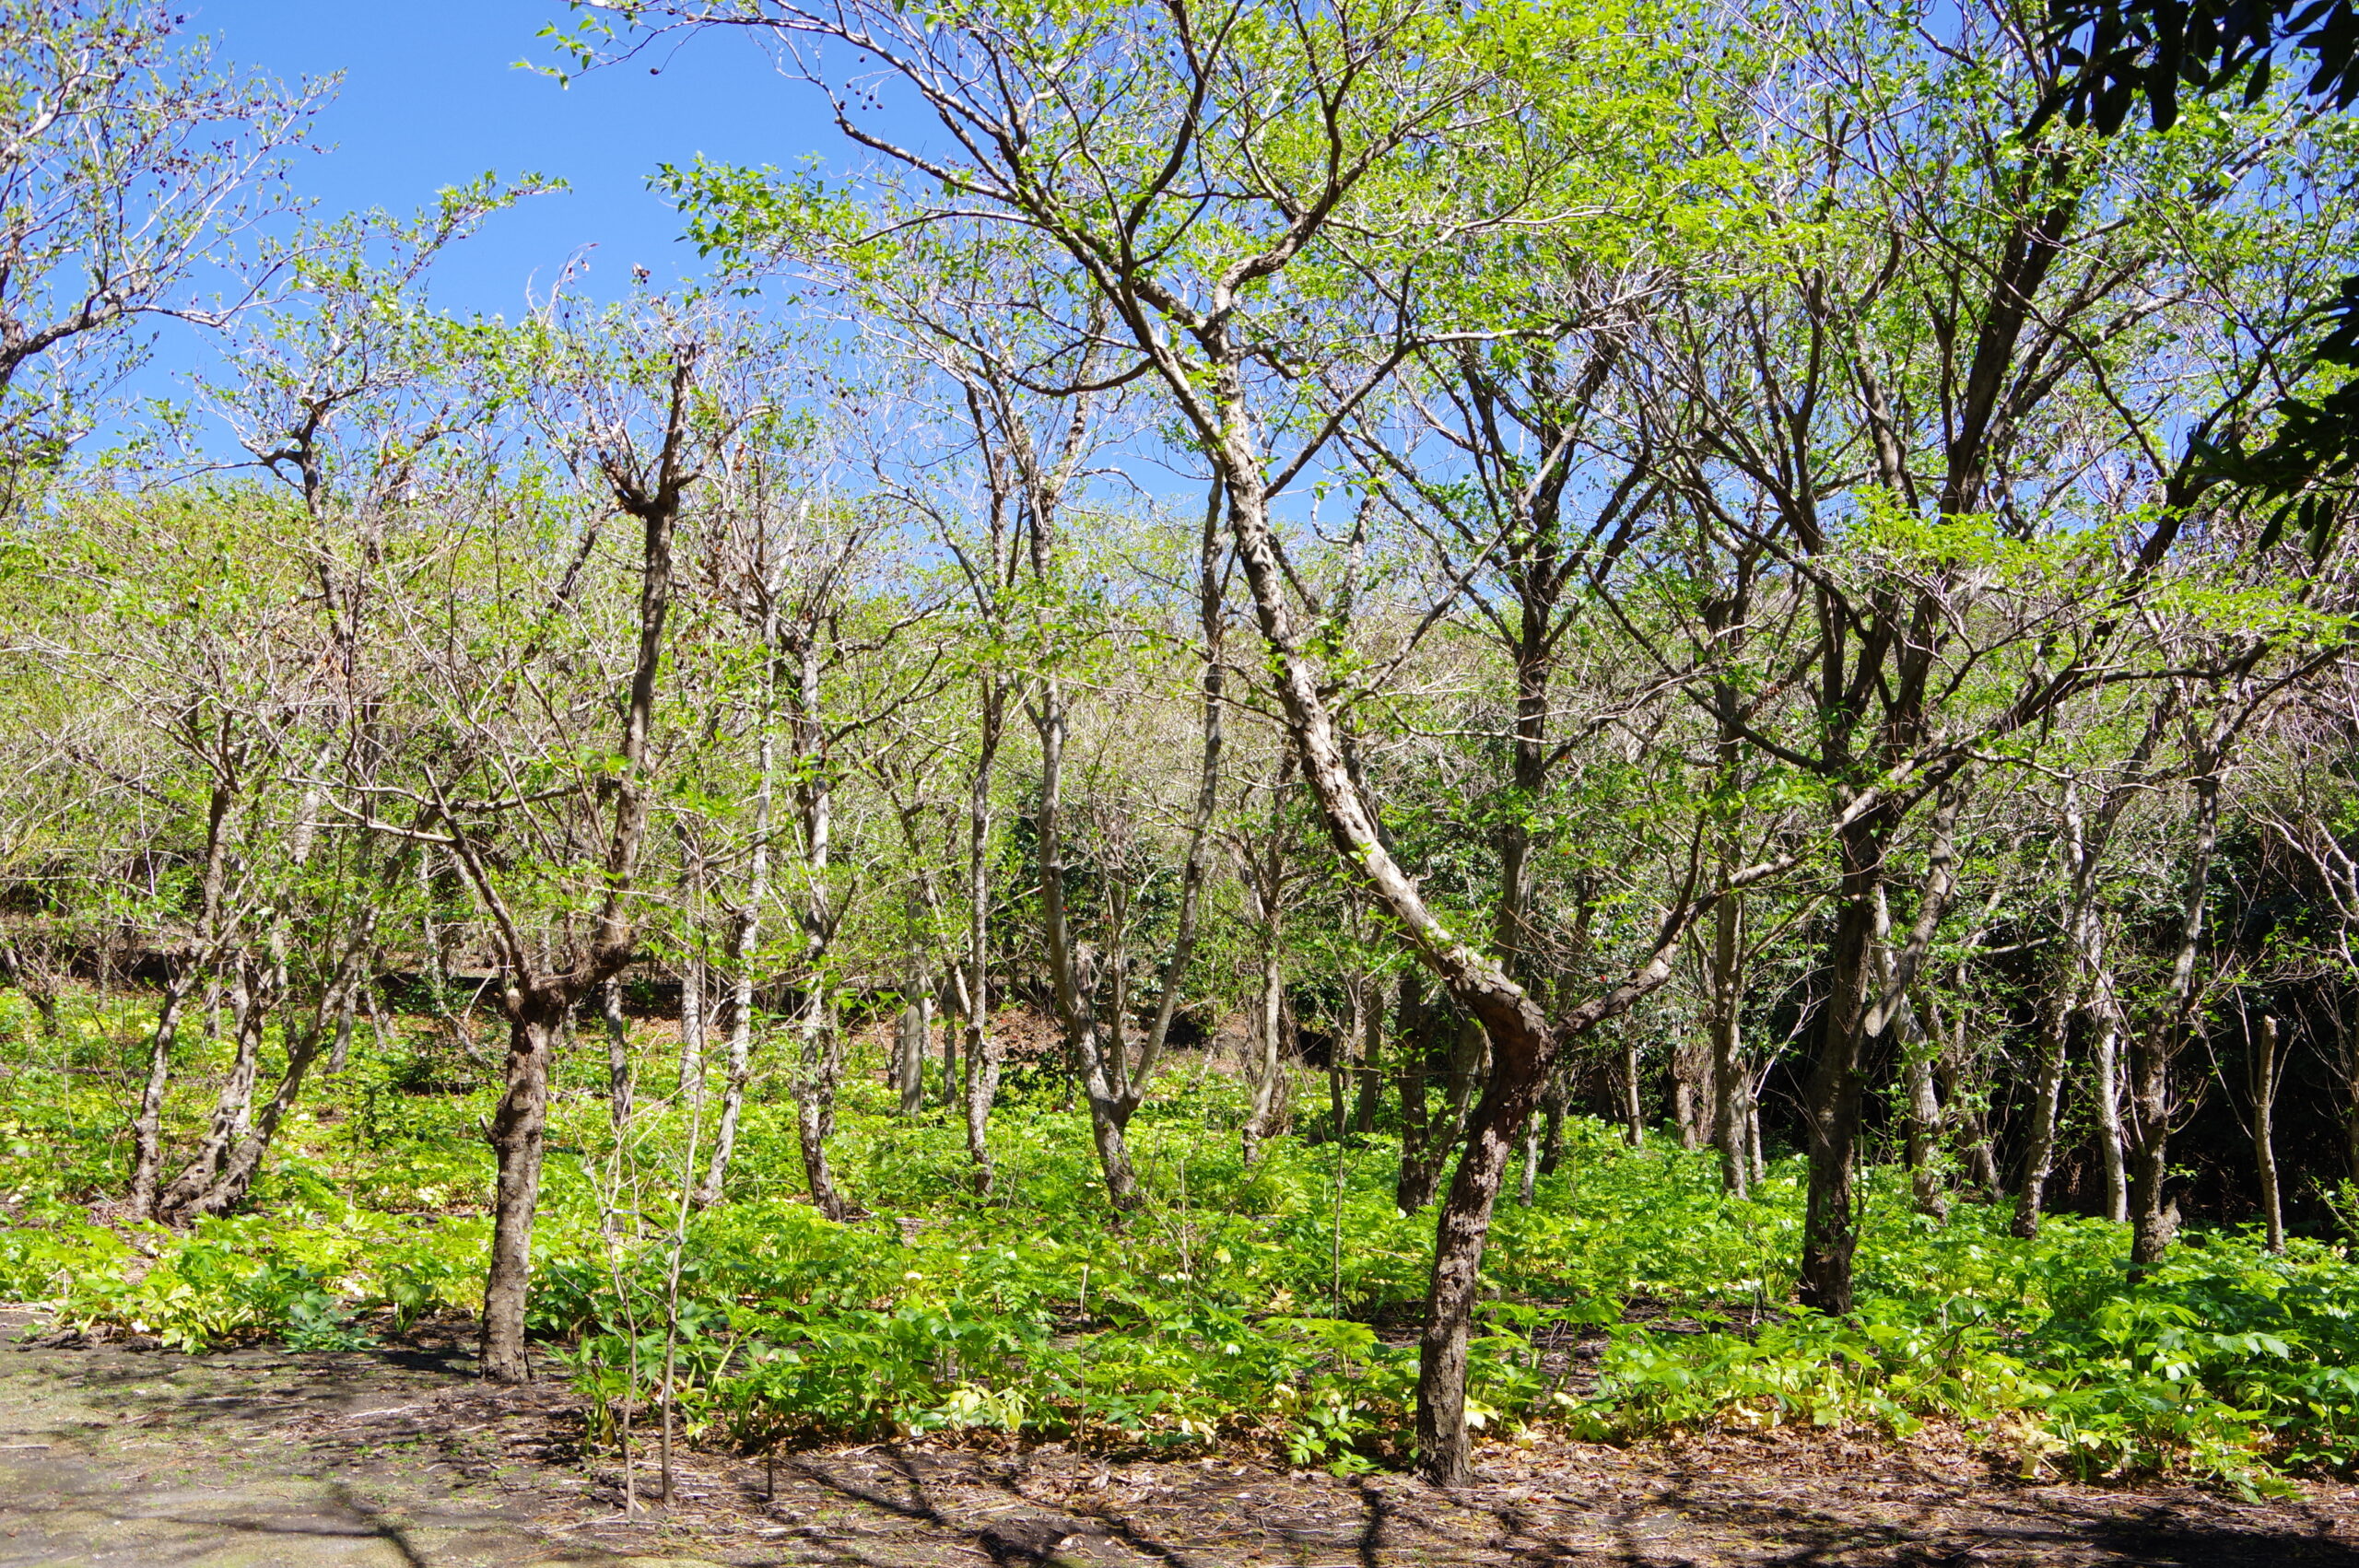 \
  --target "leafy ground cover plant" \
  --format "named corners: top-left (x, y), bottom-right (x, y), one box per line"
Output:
top-left (7, 1004), bottom-right (2359, 1492)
